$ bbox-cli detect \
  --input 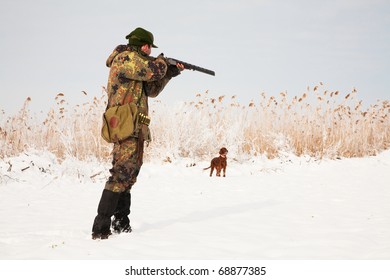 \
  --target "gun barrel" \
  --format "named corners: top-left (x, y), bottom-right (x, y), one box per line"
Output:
top-left (166, 58), bottom-right (215, 76)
